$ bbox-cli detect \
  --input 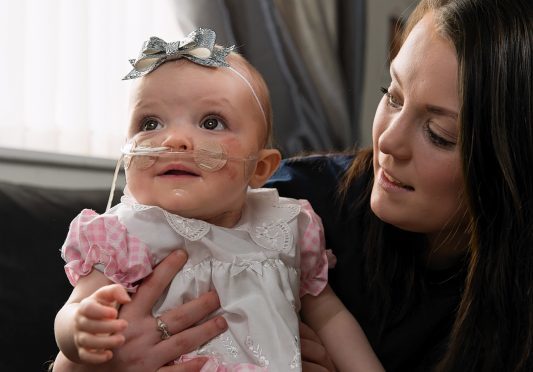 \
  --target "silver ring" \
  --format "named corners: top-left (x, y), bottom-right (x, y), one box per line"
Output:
top-left (156, 317), bottom-right (171, 340)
